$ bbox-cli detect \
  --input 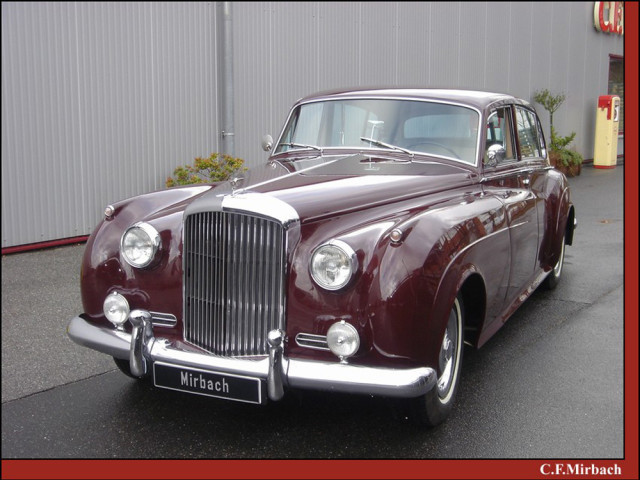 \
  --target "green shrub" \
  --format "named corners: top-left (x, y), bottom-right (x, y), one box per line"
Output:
top-left (166, 153), bottom-right (247, 187)
top-left (549, 127), bottom-right (583, 167)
